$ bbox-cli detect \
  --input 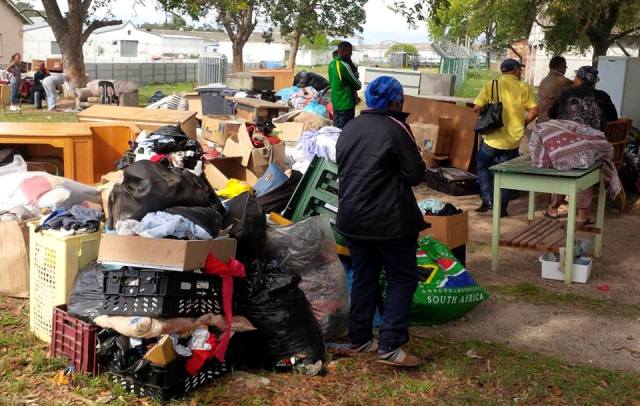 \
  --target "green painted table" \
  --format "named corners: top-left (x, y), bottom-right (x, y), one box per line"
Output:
top-left (490, 156), bottom-right (605, 285)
